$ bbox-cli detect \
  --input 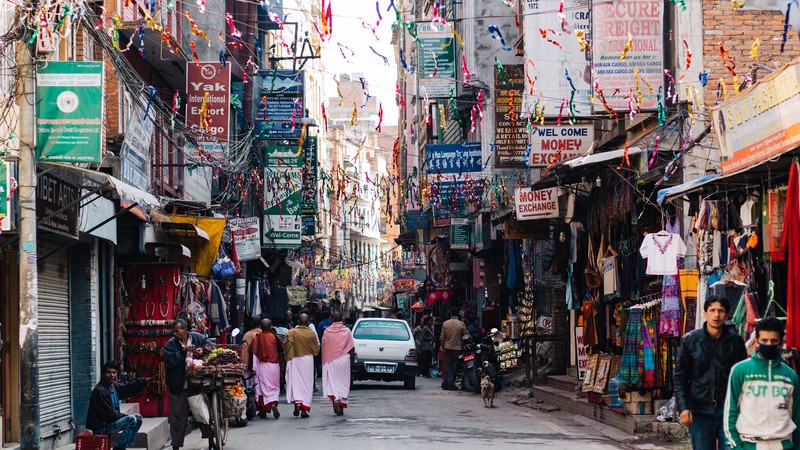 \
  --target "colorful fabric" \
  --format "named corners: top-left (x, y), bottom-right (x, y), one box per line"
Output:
top-left (321, 322), bottom-right (355, 366)
top-left (678, 269), bottom-right (699, 334)
top-left (779, 162), bottom-right (800, 347)
top-left (322, 354), bottom-right (351, 405)
top-left (253, 360), bottom-right (280, 412)
top-left (620, 308), bottom-right (643, 386)
top-left (641, 313), bottom-right (656, 388)
top-left (286, 354), bottom-right (314, 410)
top-left (660, 280), bottom-right (681, 337)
